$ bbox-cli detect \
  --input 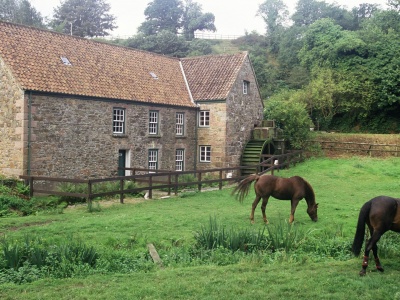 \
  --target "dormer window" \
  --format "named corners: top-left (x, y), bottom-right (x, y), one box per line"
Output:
top-left (60, 56), bottom-right (72, 66)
